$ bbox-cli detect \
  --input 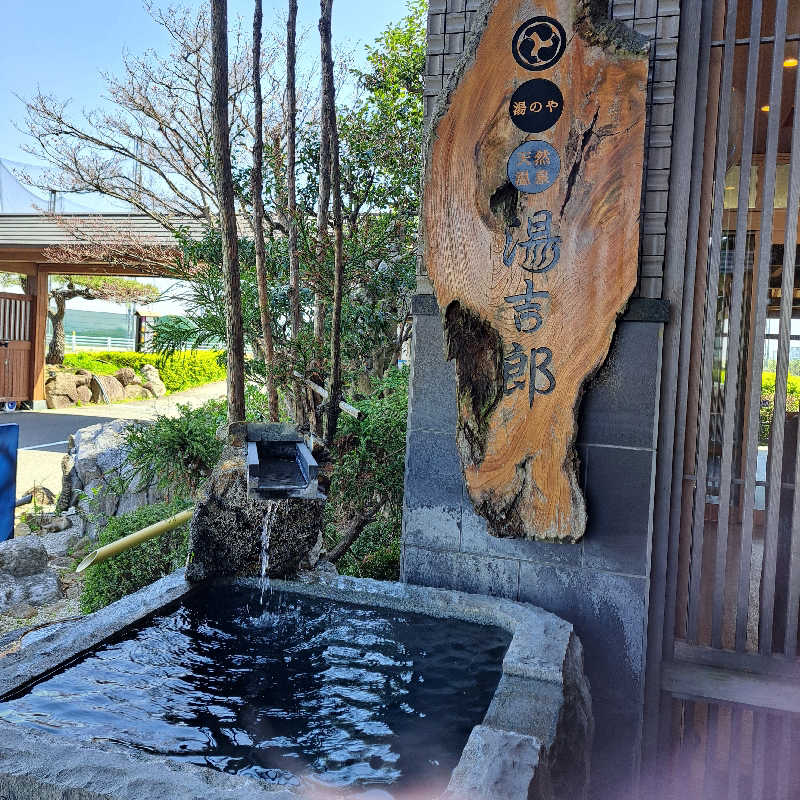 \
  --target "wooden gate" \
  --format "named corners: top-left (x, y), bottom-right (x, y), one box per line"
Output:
top-left (647, 0), bottom-right (800, 794)
top-left (0, 292), bottom-right (32, 403)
